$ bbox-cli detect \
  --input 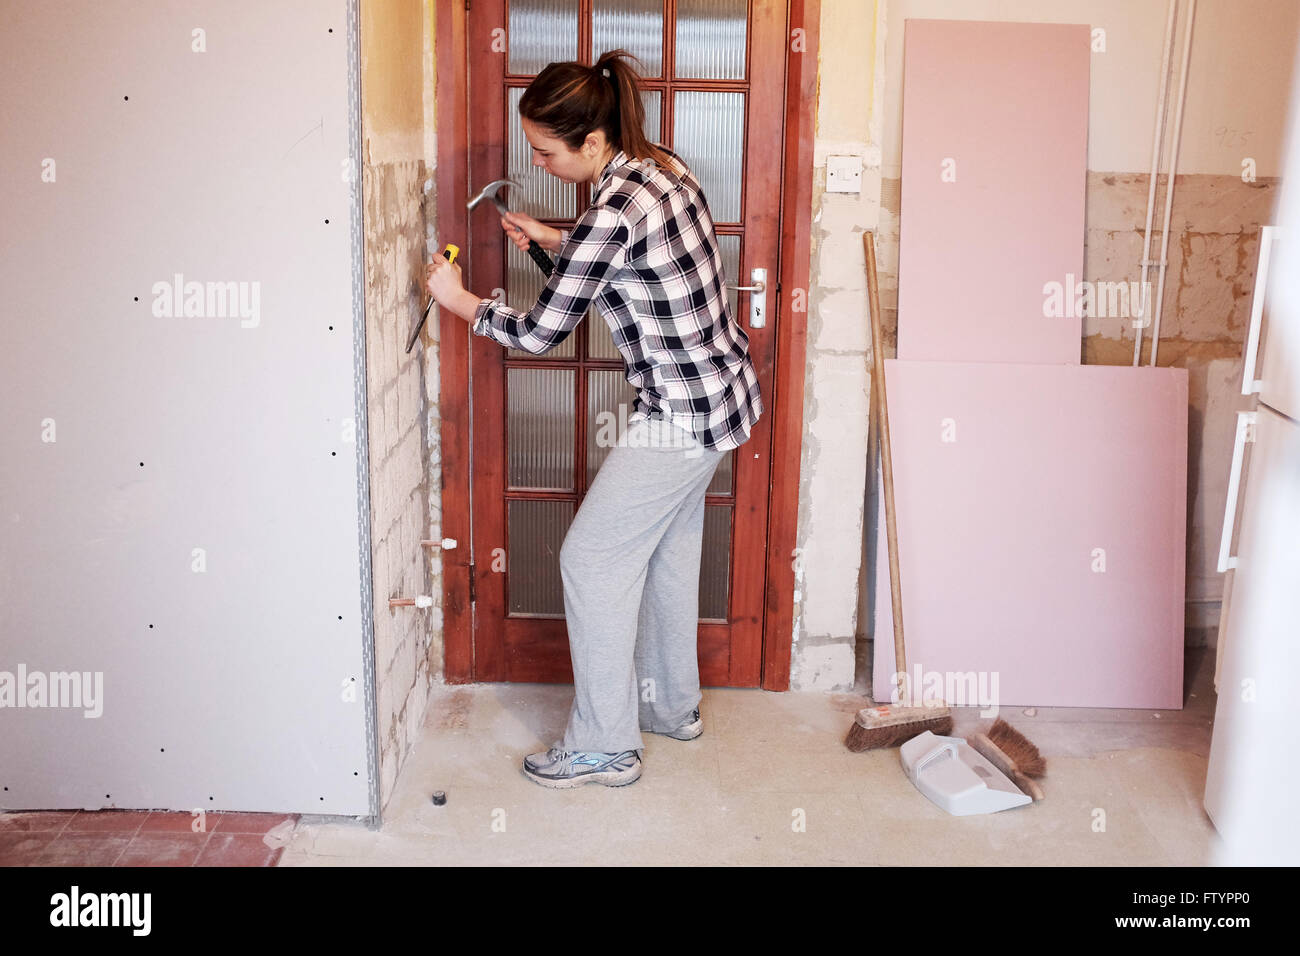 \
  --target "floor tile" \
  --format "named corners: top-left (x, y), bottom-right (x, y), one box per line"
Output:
top-left (0, 811), bottom-right (76, 834)
top-left (194, 832), bottom-right (284, 867)
top-left (32, 833), bottom-right (133, 866)
top-left (115, 833), bottom-right (210, 867)
top-left (62, 809), bottom-right (152, 833)
top-left (0, 830), bottom-right (60, 865)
